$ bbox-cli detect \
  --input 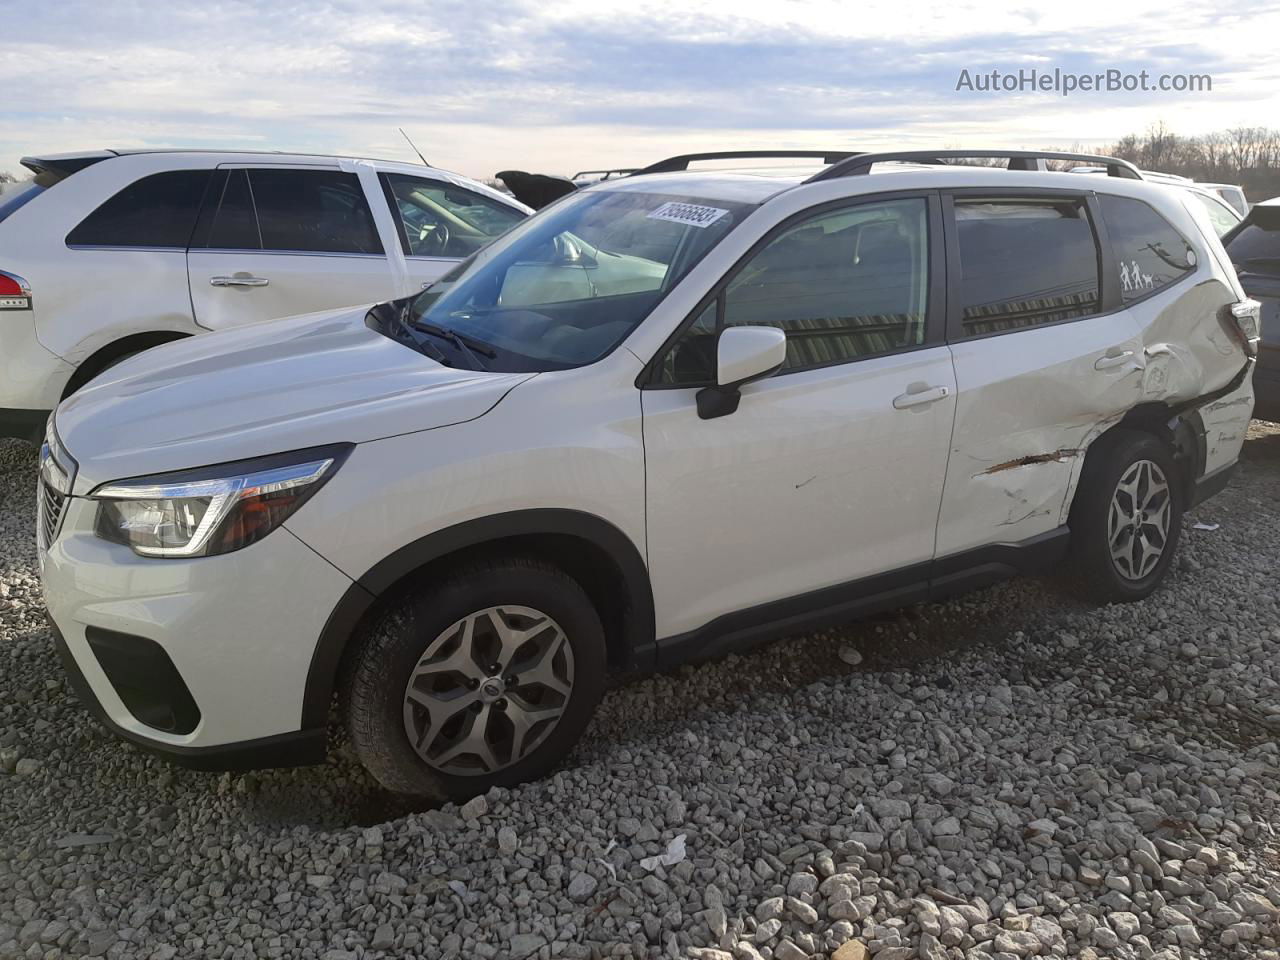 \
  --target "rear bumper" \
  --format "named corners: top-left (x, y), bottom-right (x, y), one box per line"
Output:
top-left (0, 315), bottom-right (74, 418)
top-left (1189, 461), bottom-right (1236, 509)
top-left (0, 407), bottom-right (49, 443)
